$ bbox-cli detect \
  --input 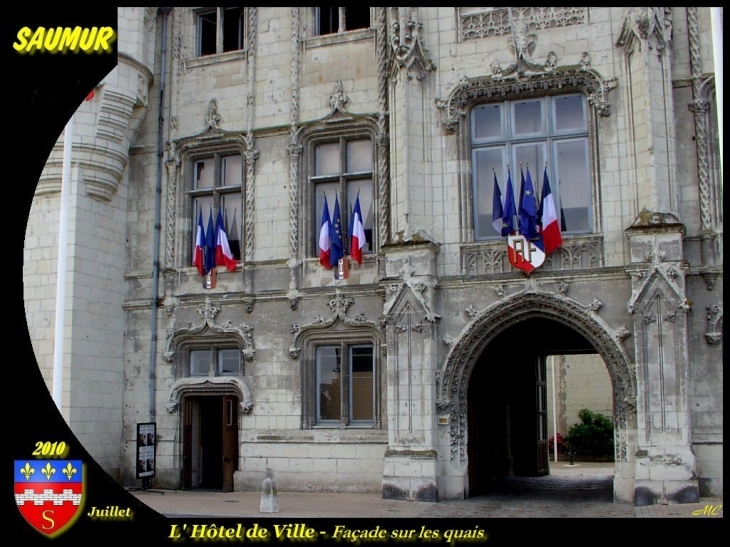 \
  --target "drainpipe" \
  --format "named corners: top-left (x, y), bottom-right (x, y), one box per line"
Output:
top-left (149, 7), bottom-right (171, 421)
